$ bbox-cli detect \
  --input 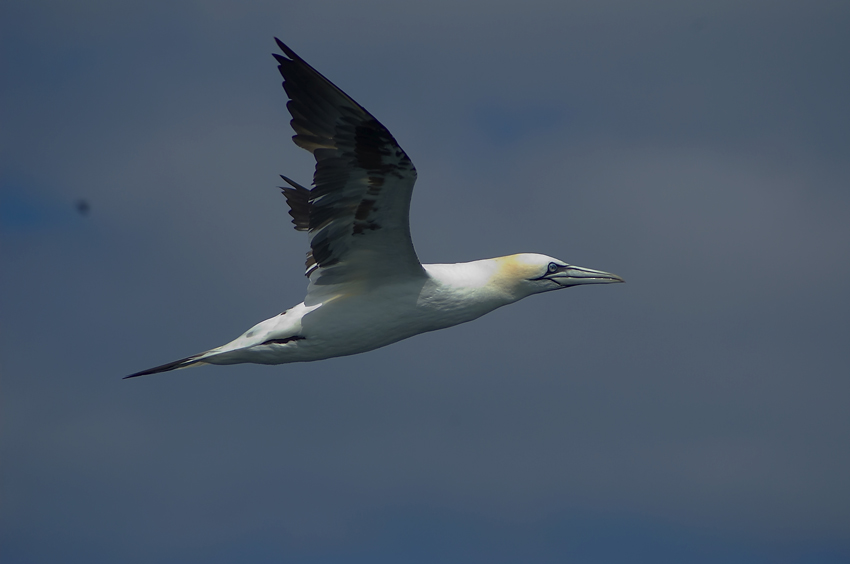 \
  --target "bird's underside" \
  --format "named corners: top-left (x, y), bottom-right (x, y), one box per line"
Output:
top-left (124, 40), bottom-right (623, 379)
